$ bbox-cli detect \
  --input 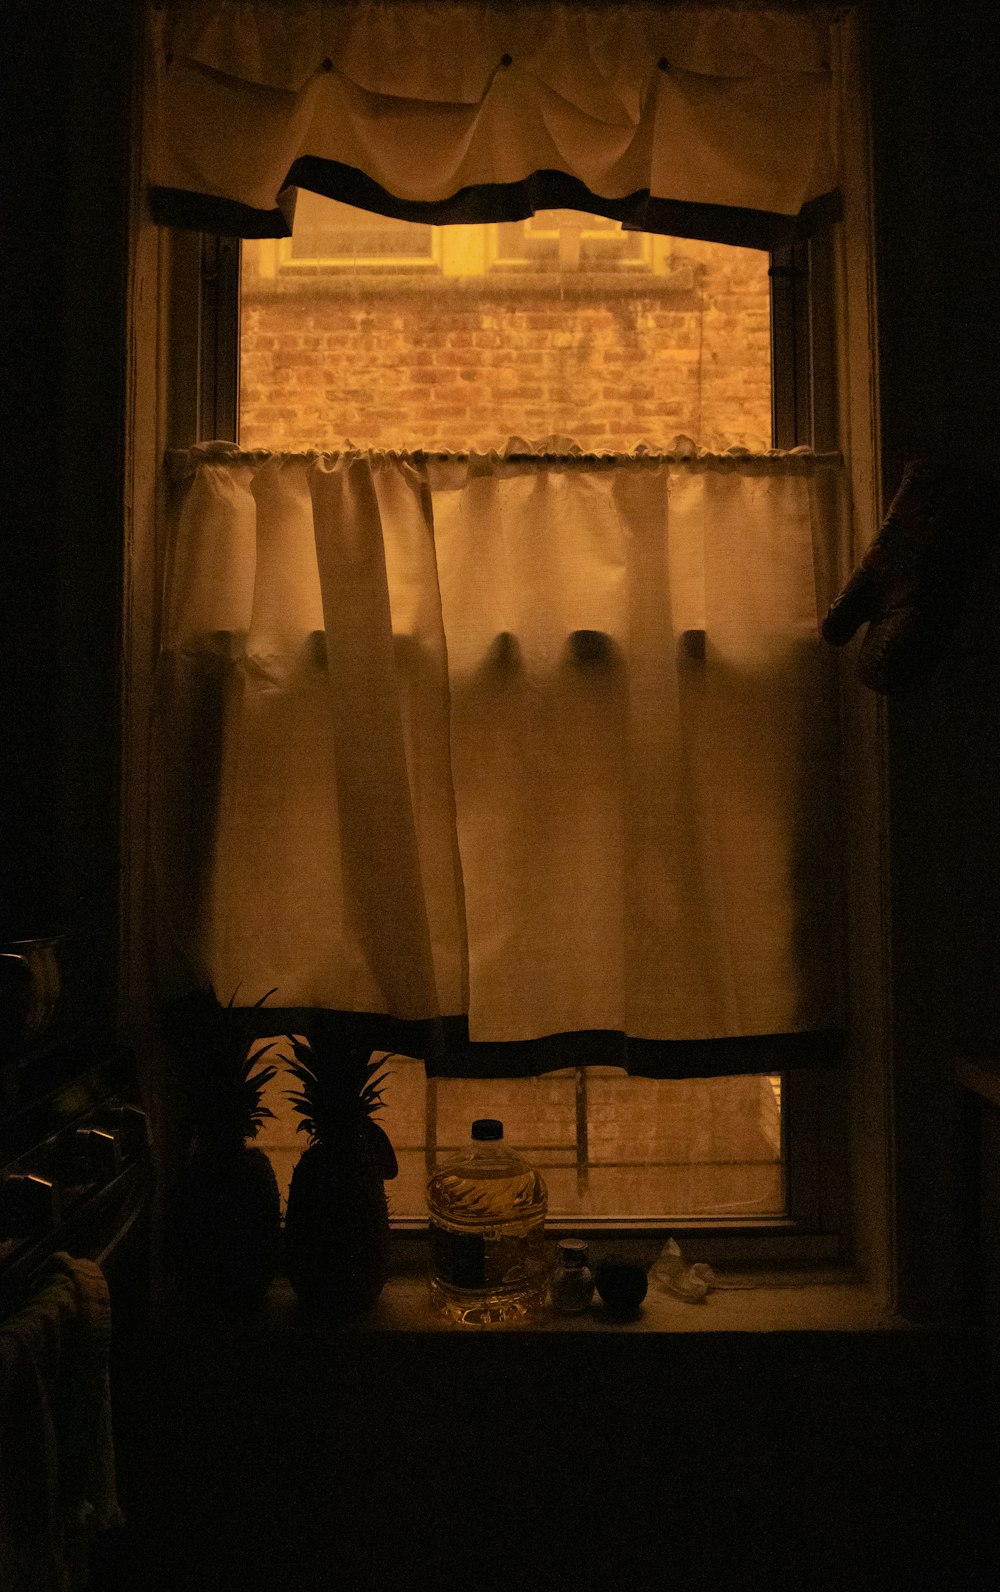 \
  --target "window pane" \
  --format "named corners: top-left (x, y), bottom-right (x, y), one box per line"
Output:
top-left (288, 192), bottom-right (437, 263)
top-left (494, 211), bottom-right (649, 268)
top-left (254, 1052), bottom-right (784, 1224)
top-left (240, 197), bottom-right (772, 453)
